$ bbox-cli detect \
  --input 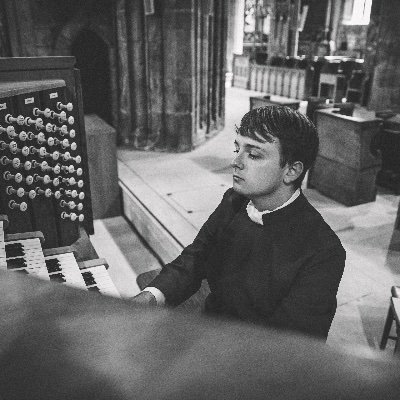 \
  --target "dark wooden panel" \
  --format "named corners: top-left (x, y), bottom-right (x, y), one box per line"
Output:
top-left (315, 109), bottom-right (382, 169)
top-left (73, 68), bottom-right (94, 235)
top-left (310, 155), bottom-right (380, 206)
top-left (85, 114), bottom-right (120, 220)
